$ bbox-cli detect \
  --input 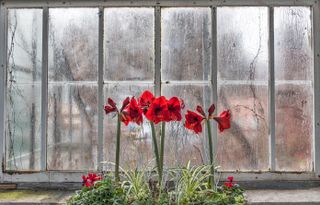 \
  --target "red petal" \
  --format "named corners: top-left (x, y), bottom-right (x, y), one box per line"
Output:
top-left (180, 98), bottom-right (185, 109)
top-left (138, 90), bottom-right (155, 107)
top-left (227, 176), bottom-right (234, 182)
top-left (167, 97), bottom-right (182, 121)
top-left (125, 97), bottom-right (143, 125)
top-left (214, 110), bottom-right (231, 132)
top-left (184, 110), bottom-right (204, 134)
